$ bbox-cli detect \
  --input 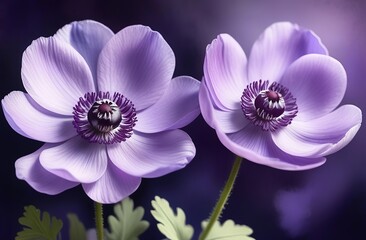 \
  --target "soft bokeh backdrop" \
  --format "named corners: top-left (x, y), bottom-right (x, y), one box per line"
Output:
top-left (1, 0), bottom-right (365, 239)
